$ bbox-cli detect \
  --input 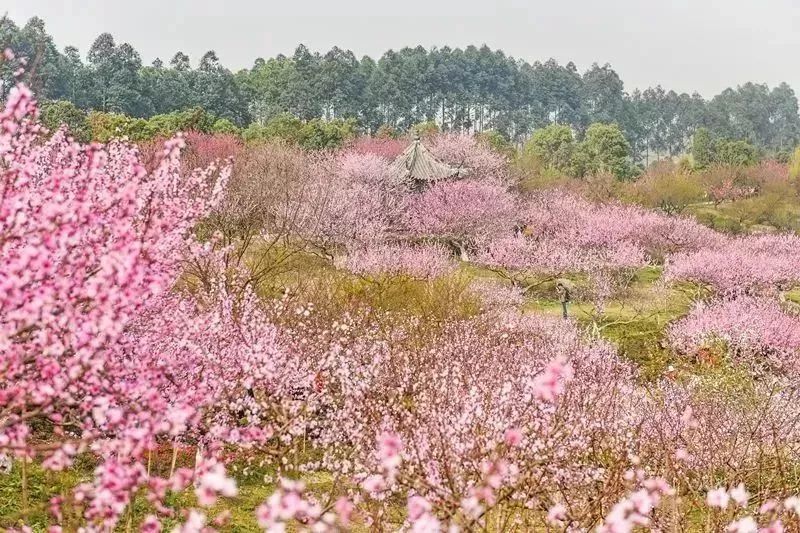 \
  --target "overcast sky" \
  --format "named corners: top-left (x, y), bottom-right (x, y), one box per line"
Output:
top-left (6, 0), bottom-right (800, 97)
